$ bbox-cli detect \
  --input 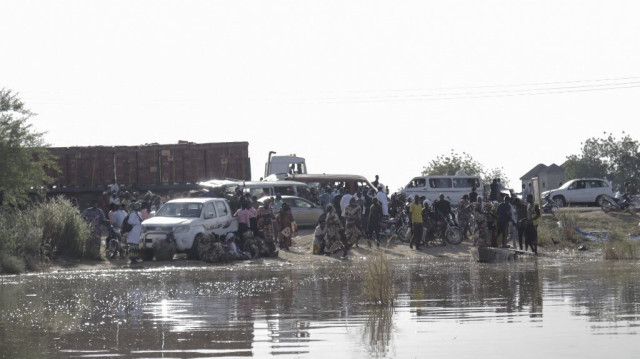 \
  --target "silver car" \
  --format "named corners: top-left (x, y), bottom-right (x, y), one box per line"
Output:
top-left (258, 195), bottom-right (324, 227)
